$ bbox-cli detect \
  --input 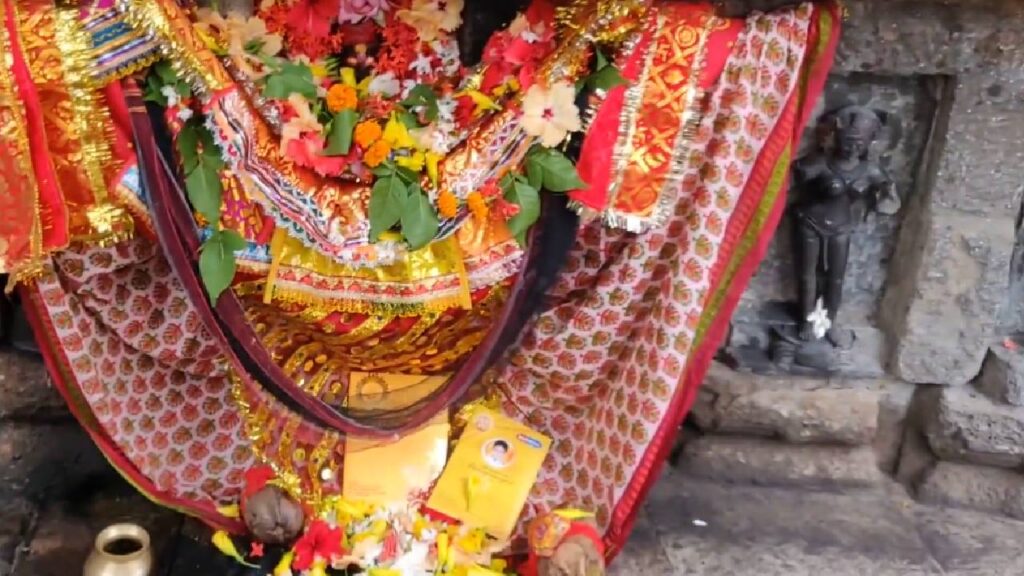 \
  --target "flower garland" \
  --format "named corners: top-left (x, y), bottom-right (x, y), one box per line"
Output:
top-left (214, 494), bottom-right (516, 576)
top-left (145, 0), bottom-right (624, 302)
